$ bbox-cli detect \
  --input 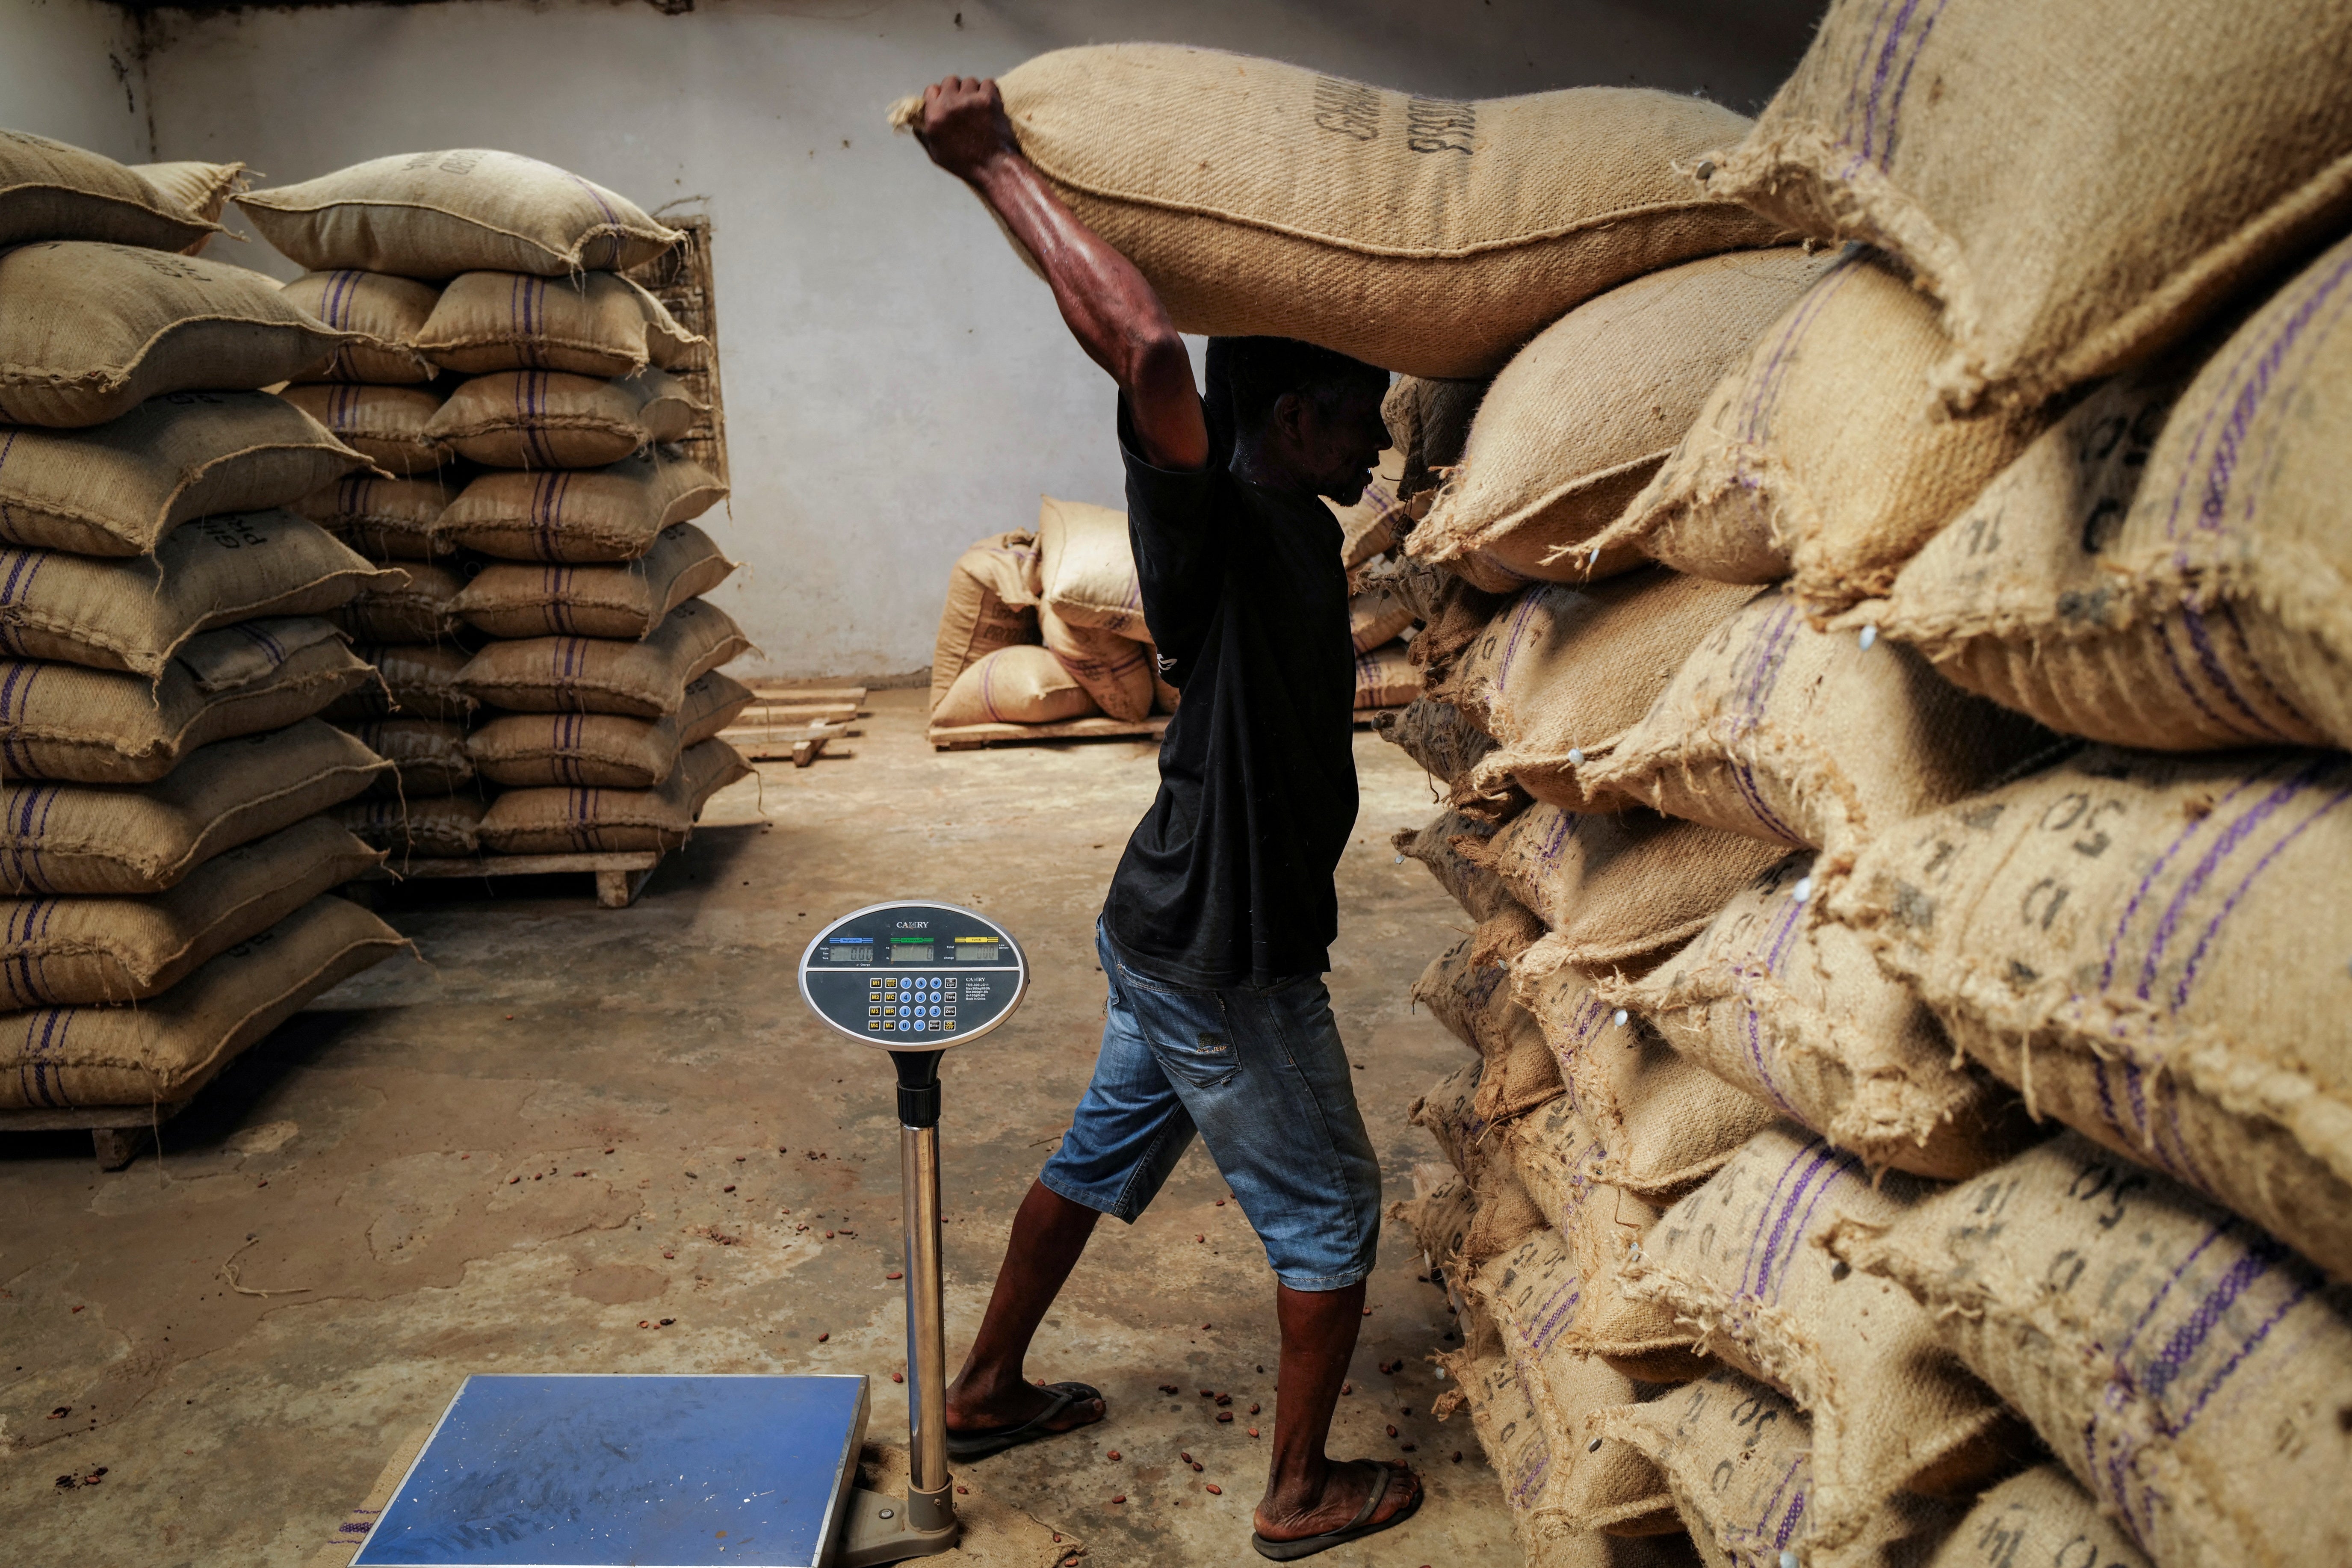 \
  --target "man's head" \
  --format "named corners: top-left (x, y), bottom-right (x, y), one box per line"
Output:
top-left (1208, 337), bottom-right (1391, 505)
